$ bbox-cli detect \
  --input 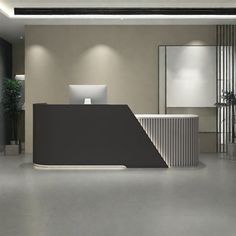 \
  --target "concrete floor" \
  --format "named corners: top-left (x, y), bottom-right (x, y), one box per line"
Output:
top-left (0, 153), bottom-right (236, 236)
